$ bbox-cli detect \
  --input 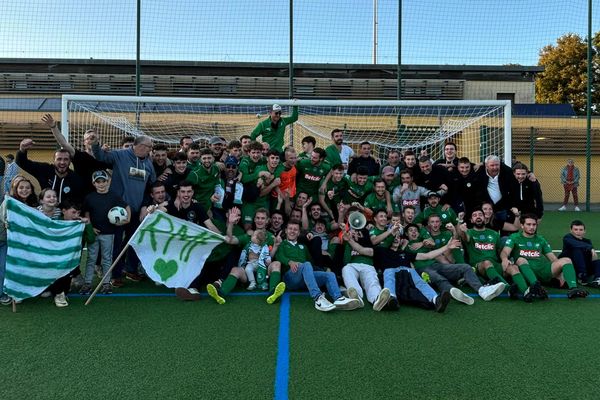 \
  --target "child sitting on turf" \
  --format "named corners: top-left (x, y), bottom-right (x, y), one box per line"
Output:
top-left (240, 229), bottom-right (271, 291)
